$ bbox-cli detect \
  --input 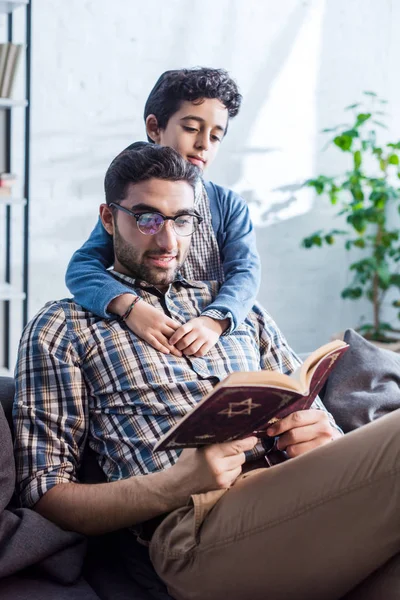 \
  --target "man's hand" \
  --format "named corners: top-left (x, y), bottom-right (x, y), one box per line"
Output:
top-left (169, 316), bottom-right (230, 357)
top-left (266, 410), bottom-right (340, 459)
top-left (109, 294), bottom-right (182, 356)
top-left (171, 436), bottom-right (258, 494)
